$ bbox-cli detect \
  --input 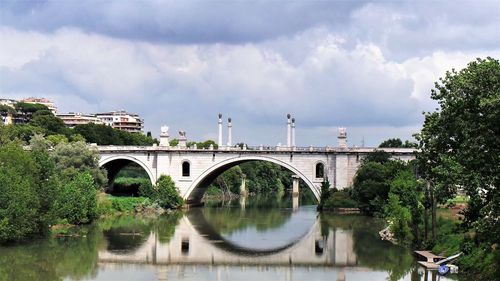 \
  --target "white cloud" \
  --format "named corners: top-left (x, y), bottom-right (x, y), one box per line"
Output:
top-left (0, 25), bottom-right (498, 146)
